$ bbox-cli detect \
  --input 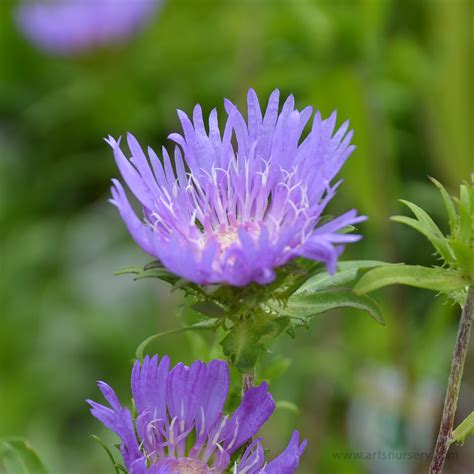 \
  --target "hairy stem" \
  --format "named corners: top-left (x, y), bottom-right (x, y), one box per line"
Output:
top-left (242, 369), bottom-right (256, 395)
top-left (429, 287), bottom-right (473, 474)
